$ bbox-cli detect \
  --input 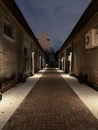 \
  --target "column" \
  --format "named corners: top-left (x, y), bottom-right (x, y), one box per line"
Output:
top-left (32, 52), bottom-right (35, 75)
